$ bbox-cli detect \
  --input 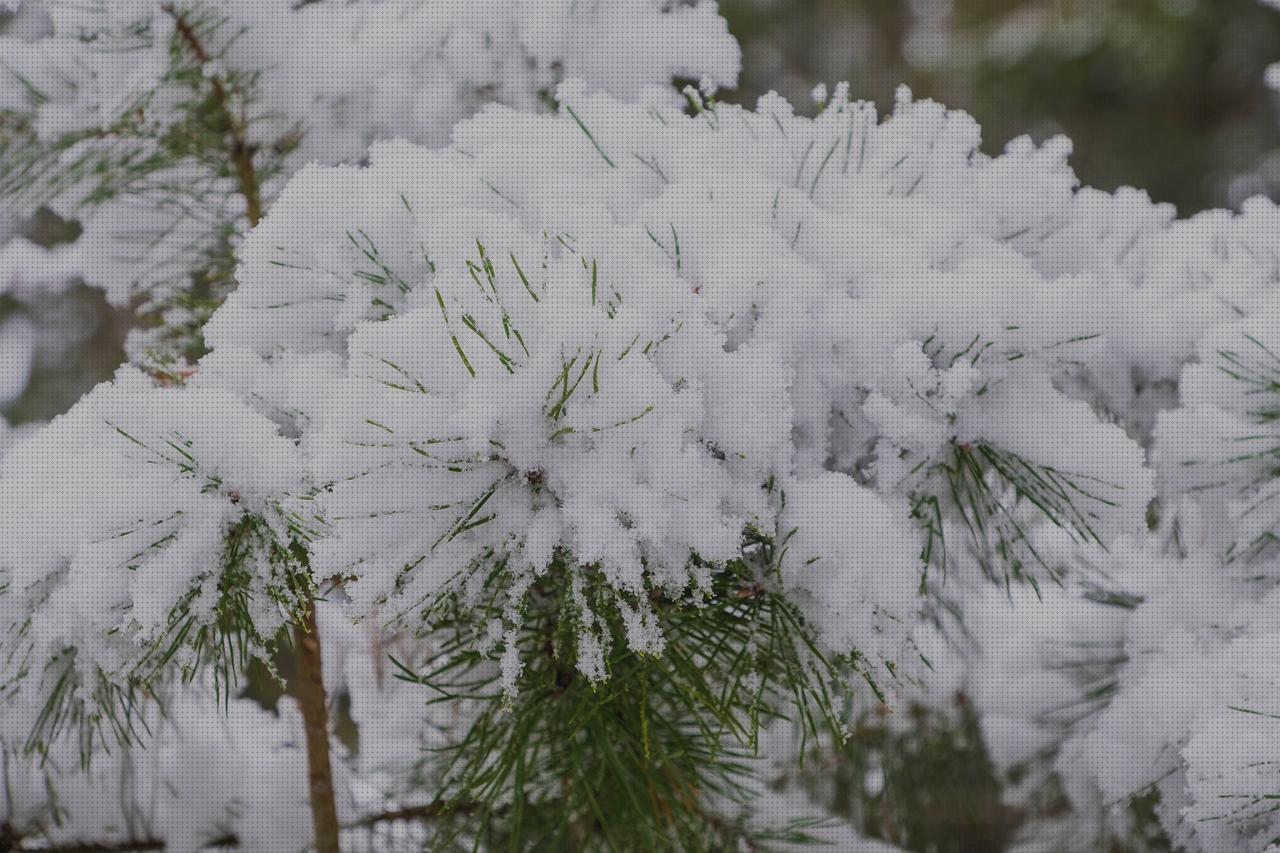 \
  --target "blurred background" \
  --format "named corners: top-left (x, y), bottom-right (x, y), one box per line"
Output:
top-left (720, 0), bottom-right (1280, 212)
